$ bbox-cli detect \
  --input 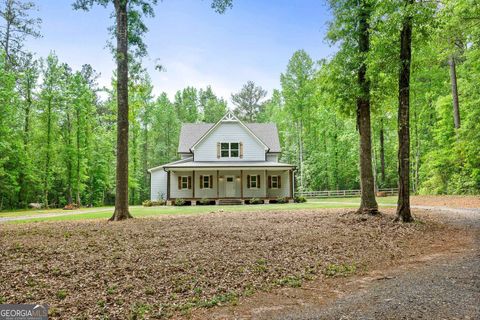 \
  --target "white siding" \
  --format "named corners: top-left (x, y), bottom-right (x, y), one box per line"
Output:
top-left (266, 170), bottom-right (290, 198)
top-left (266, 154), bottom-right (279, 162)
top-left (193, 122), bottom-right (266, 161)
top-left (194, 170), bottom-right (218, 199)
top-left (170, 171), bottom-right (194, 199)
top-left (150, 169), bottom-right (167, 200)
top-left (242, 170), bottom-right (267, 198)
